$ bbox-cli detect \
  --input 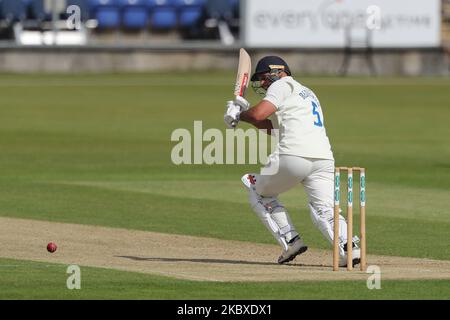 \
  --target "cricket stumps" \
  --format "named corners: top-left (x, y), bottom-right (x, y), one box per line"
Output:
top-left (333, 167), bottom-right (366, 271)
